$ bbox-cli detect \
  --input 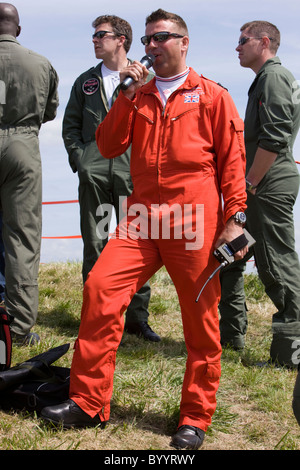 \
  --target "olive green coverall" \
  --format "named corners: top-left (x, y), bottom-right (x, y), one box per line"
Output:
top-left (219, 57), bottom-right (300, 368)
top-left (0, 35), bottom-right (59, 336)
top-left (63, 62), bottom-right (152, 324)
